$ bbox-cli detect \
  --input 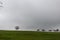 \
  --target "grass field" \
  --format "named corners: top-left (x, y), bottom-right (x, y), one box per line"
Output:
top-left (0, 30), bottom-right (60, 40)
